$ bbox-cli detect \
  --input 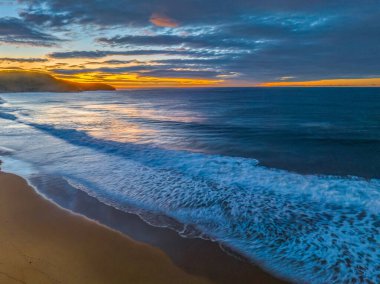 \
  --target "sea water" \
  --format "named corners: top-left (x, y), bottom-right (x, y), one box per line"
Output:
top-left (0, 88), bottom-right (379, 283)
